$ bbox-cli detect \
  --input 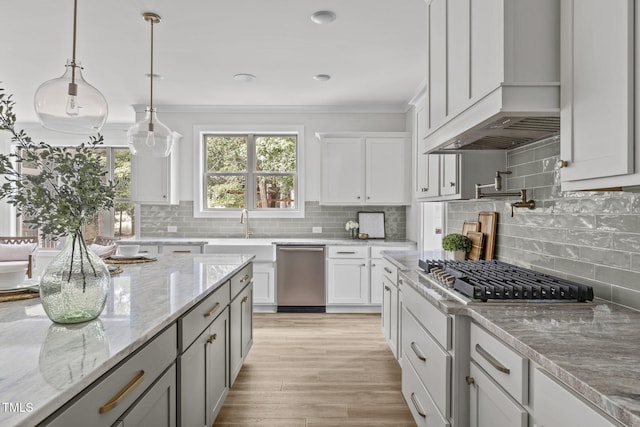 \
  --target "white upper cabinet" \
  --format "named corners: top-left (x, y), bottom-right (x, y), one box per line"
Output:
top-left (131, 141), bottom-right (180, 205)
top-left (560, 0), bottom-right (637, 191)
top-left (423, 0), bottom-right (561, 153)
top-left (318, 132), bottom-right (410, 205)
